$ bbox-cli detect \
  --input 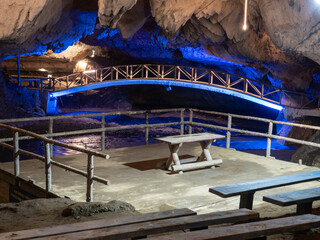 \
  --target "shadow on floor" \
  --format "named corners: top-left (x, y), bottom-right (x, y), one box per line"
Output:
top-left (124, 155), bottom-right (194, 171)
